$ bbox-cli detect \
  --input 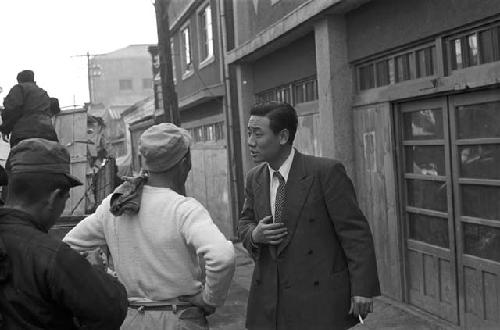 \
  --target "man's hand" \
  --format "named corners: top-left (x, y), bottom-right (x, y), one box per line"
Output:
top-left (1, 133), bottom-right (9, 143)
top-left (349, 296), bottom-right (373, 319)
top-left (80, 248), bottom-right (107, 272)
top-left (179, 292), bottom-right (216, 316)
top-left (251, 216), bottom-right (288, 245)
